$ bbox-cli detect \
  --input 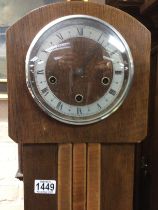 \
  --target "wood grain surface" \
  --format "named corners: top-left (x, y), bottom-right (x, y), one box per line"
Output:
top-left (58, 144), bottom-right (72, 210)
top-left (87, 144), bottom-right (101, 210)
top-left (7, 2), bottom-right (151, 144)
top-left (101, 144), bottom-right (134, 210)
top-left (23, 144), bottom-right (58, 210)
top-left (23, 143), bottom-right (135, 210)
top-left (46, 38), bottom-right (113, 106)
top-left (73, 144), bottom-right (87, 210)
